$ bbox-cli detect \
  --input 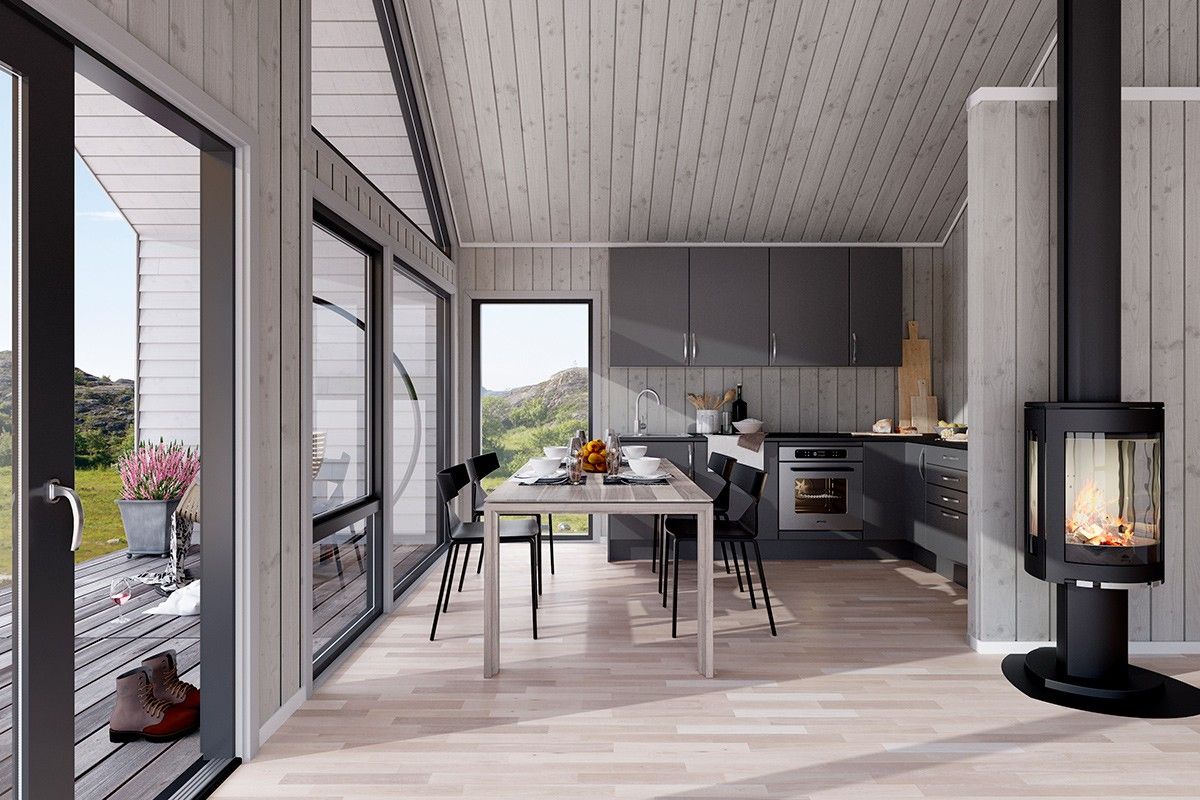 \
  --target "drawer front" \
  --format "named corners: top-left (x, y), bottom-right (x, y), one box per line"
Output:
top-left (925, 483), bottom-right (967, 514)
top-left (926, 447), bottom-right (967, 471)
top-left (926, 502), bottom-right (968, 538)
top-left (926, 463), bottom-right (968, 493)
